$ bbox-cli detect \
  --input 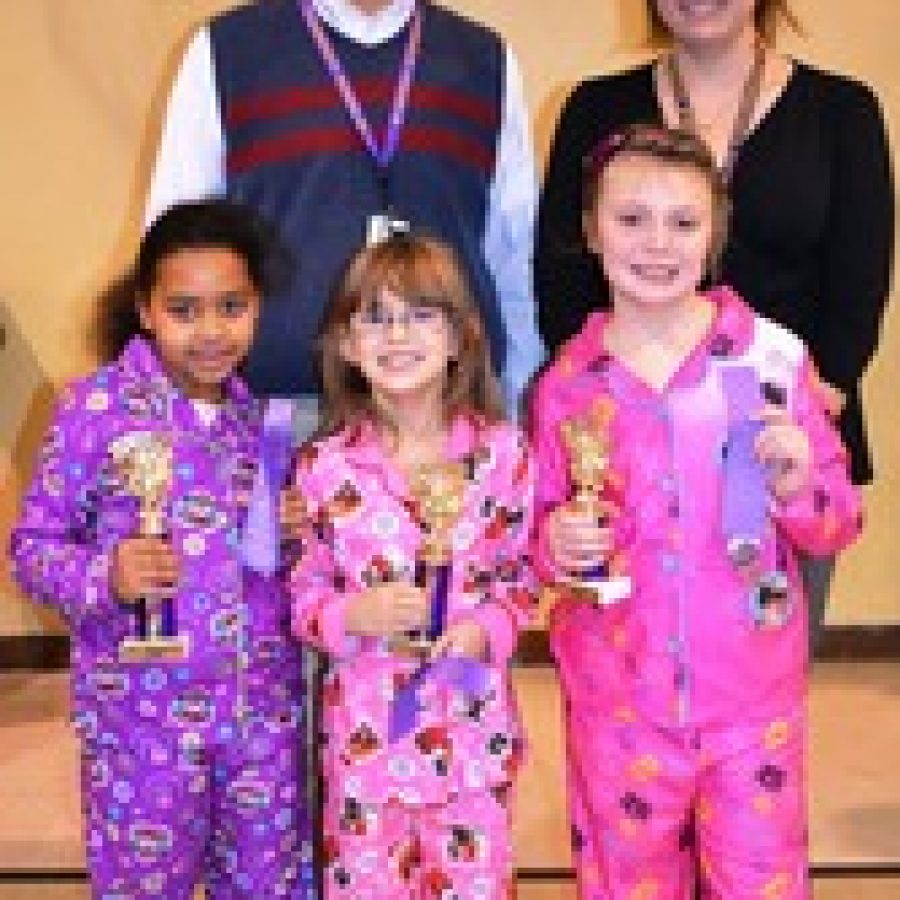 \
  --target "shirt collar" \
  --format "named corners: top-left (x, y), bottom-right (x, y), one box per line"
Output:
top-left (338, 412), bottom-right (482, 460)
top-left (556, 286), bottom-right (756, 383)
top-left (118, 336), bottom-right (258, 431)
top-left (326, 413), bottom-right (484, 505)
top-left (311, 0), bottom-right (416, 46)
